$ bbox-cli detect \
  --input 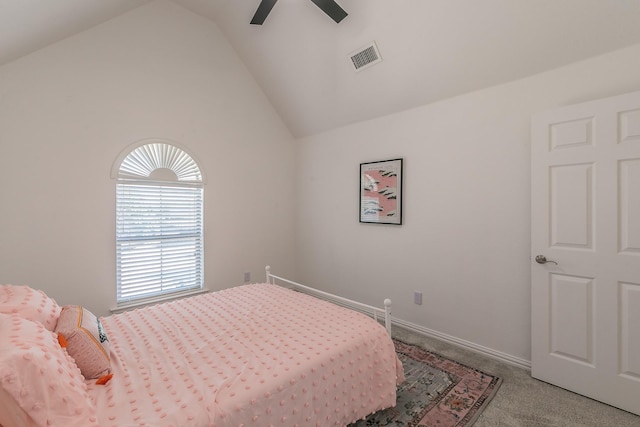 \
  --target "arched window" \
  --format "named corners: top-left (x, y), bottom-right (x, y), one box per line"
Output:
top-left (113, 141), bottom-right (204, 305)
